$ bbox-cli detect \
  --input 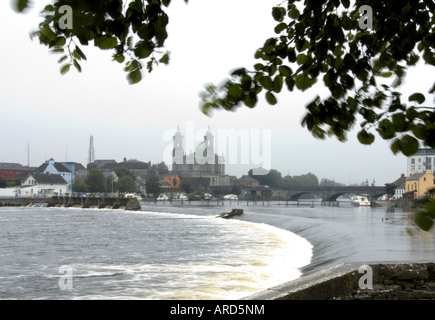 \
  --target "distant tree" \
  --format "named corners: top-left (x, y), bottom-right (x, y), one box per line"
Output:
top-left (156, 162), bottom-right (169, 175)
top-left (150, 162), bottom-right (169, 176)
top-left (145, 175), bottom-right (161, 198)
top-left (113, 167), bottom-right (134, 179)
top-left (282, 172), bottom-right (319, 187)
top-left (0, 177), bottom-right (7, 188)
top-left (85, 169), bottom-right (107, 193)
top-left (105, 175), bottom-right (118, 193)
top-left (293, 172), bottom-right (319, 186)
top-left (118, 175), bottom-right (137, 193)
top-left (6, 178), bottom-right (21, 188)
top-left (248, 169), bottom-right (283, 187)
top-left (72, 175), bottom-right (88, 192)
